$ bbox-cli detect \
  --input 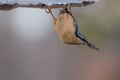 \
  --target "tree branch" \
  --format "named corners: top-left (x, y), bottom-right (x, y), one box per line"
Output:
top-left (0, 1), bottom-right (95, 11)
